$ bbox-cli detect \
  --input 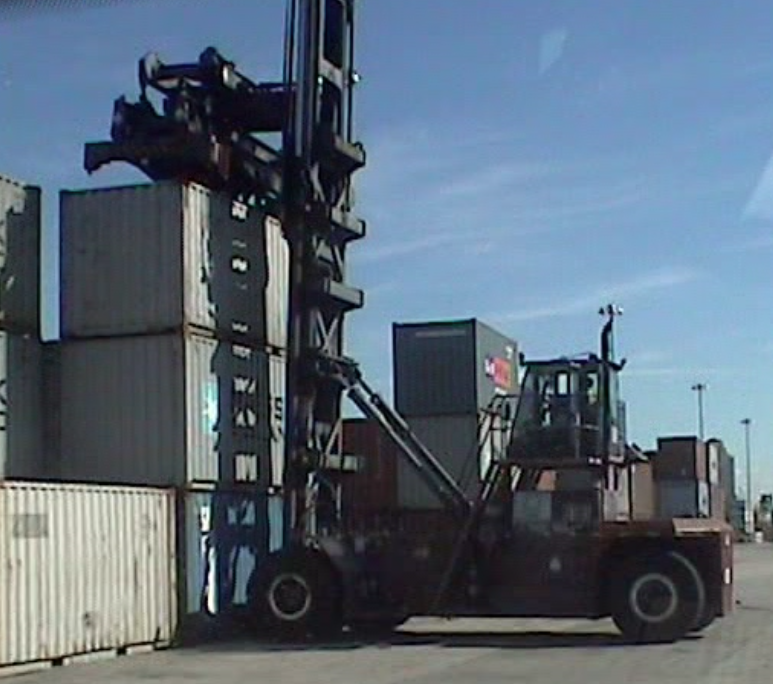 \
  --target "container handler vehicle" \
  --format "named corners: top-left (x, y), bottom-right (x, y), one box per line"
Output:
top-left (82, 0), bottom-right (733, 644)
